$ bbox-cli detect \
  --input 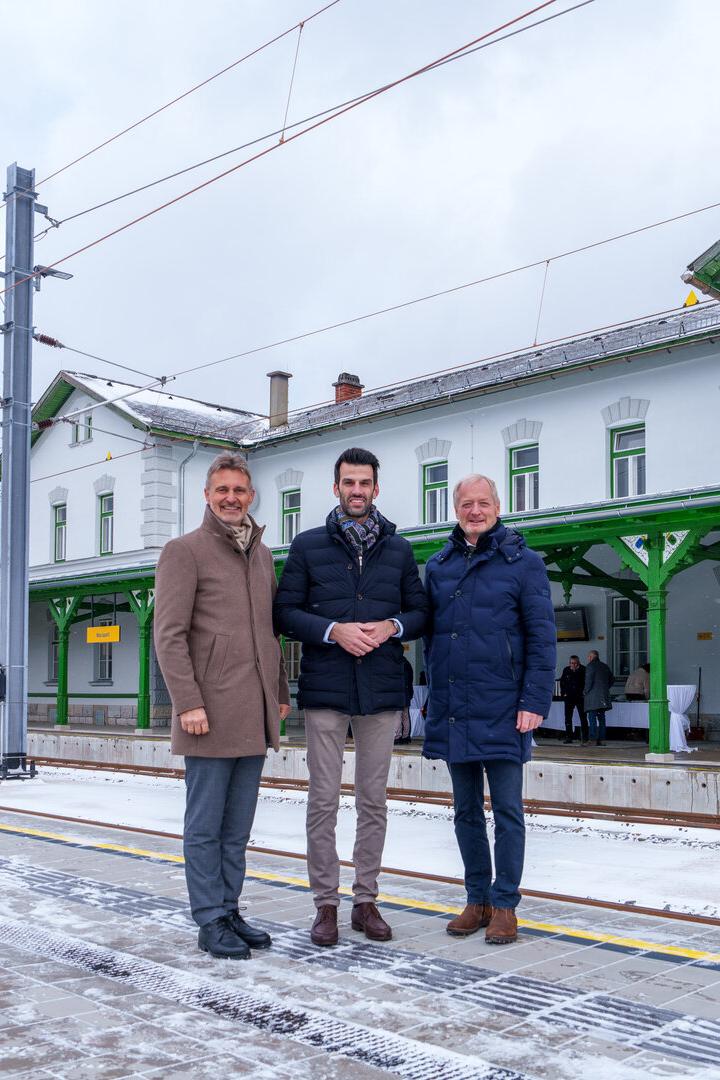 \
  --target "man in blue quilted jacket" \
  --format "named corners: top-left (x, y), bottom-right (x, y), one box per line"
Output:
top-left (423, 474), bottom-right (556, 944)
top-left (274, 448), bottom-right (428, 946)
